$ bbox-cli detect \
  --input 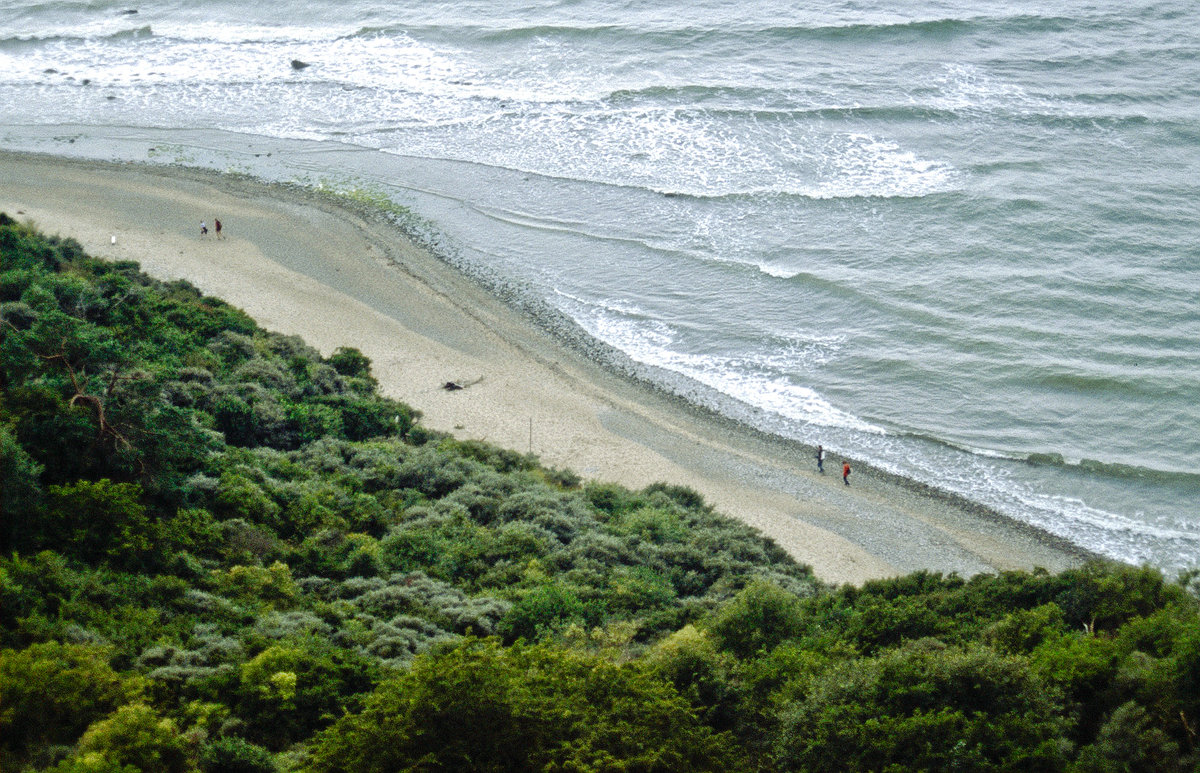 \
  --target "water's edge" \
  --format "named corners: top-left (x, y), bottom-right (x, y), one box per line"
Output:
top-left (2, 149), bottom-right (1107, 572)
